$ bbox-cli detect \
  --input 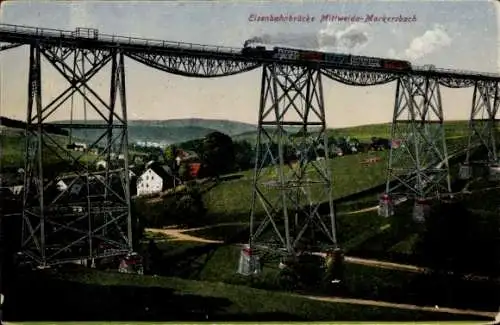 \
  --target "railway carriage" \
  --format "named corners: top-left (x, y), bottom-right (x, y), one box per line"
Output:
top-left (241, 41), bottom-right (412, 71)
